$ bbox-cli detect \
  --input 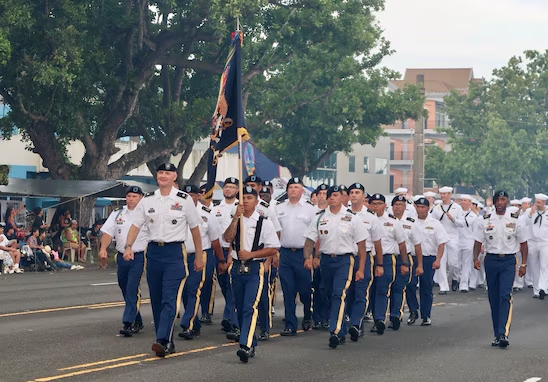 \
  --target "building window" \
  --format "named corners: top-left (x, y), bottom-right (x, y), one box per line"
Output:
top-left (363, 157), bottom-right (370, 173)
top-left (318, 152), bottom-right (337, 169)
top-left (375, 158), bottom-right (388, 175)
top-left (390, 143), bottom-right (395, 160)
top-left (402, 120), bottom-right (408, 129)
top-left (306, 169), bottom-right (336, 188)
top-left (435, 101), bottom-right (449, 128)
top-left (390, 175), bottom-right (394, 193)
top-left (348, 155), bottom-right (355, 173)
